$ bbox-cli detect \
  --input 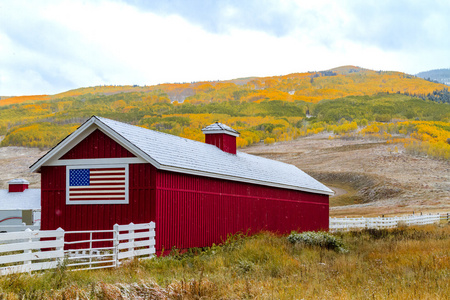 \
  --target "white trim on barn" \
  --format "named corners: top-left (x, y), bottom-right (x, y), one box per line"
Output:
top-left (47, 157), bottom-right (145, 166)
